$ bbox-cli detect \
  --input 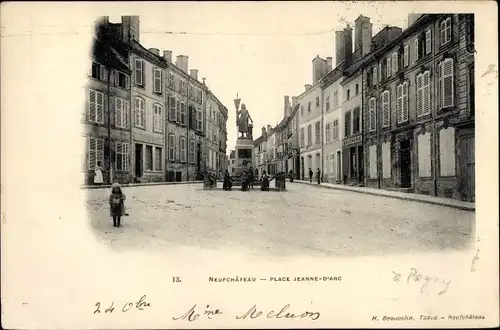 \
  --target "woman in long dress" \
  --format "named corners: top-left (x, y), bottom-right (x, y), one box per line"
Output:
top-left (94, 161), bottom-right (104, 185)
